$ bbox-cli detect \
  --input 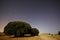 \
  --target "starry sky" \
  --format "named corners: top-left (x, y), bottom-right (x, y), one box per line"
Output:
top-left (0, 0), bottom-right (60, 34)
